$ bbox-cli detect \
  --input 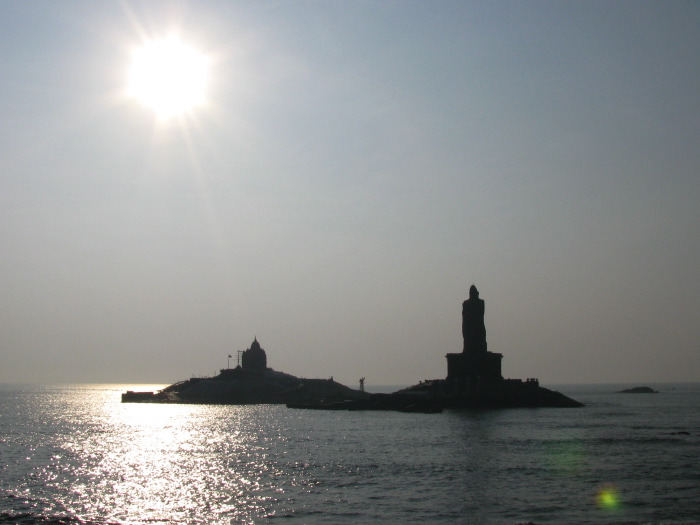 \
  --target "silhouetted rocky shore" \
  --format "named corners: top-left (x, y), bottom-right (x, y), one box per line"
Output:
top-left (123, 285), bottom-right (584, 410)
